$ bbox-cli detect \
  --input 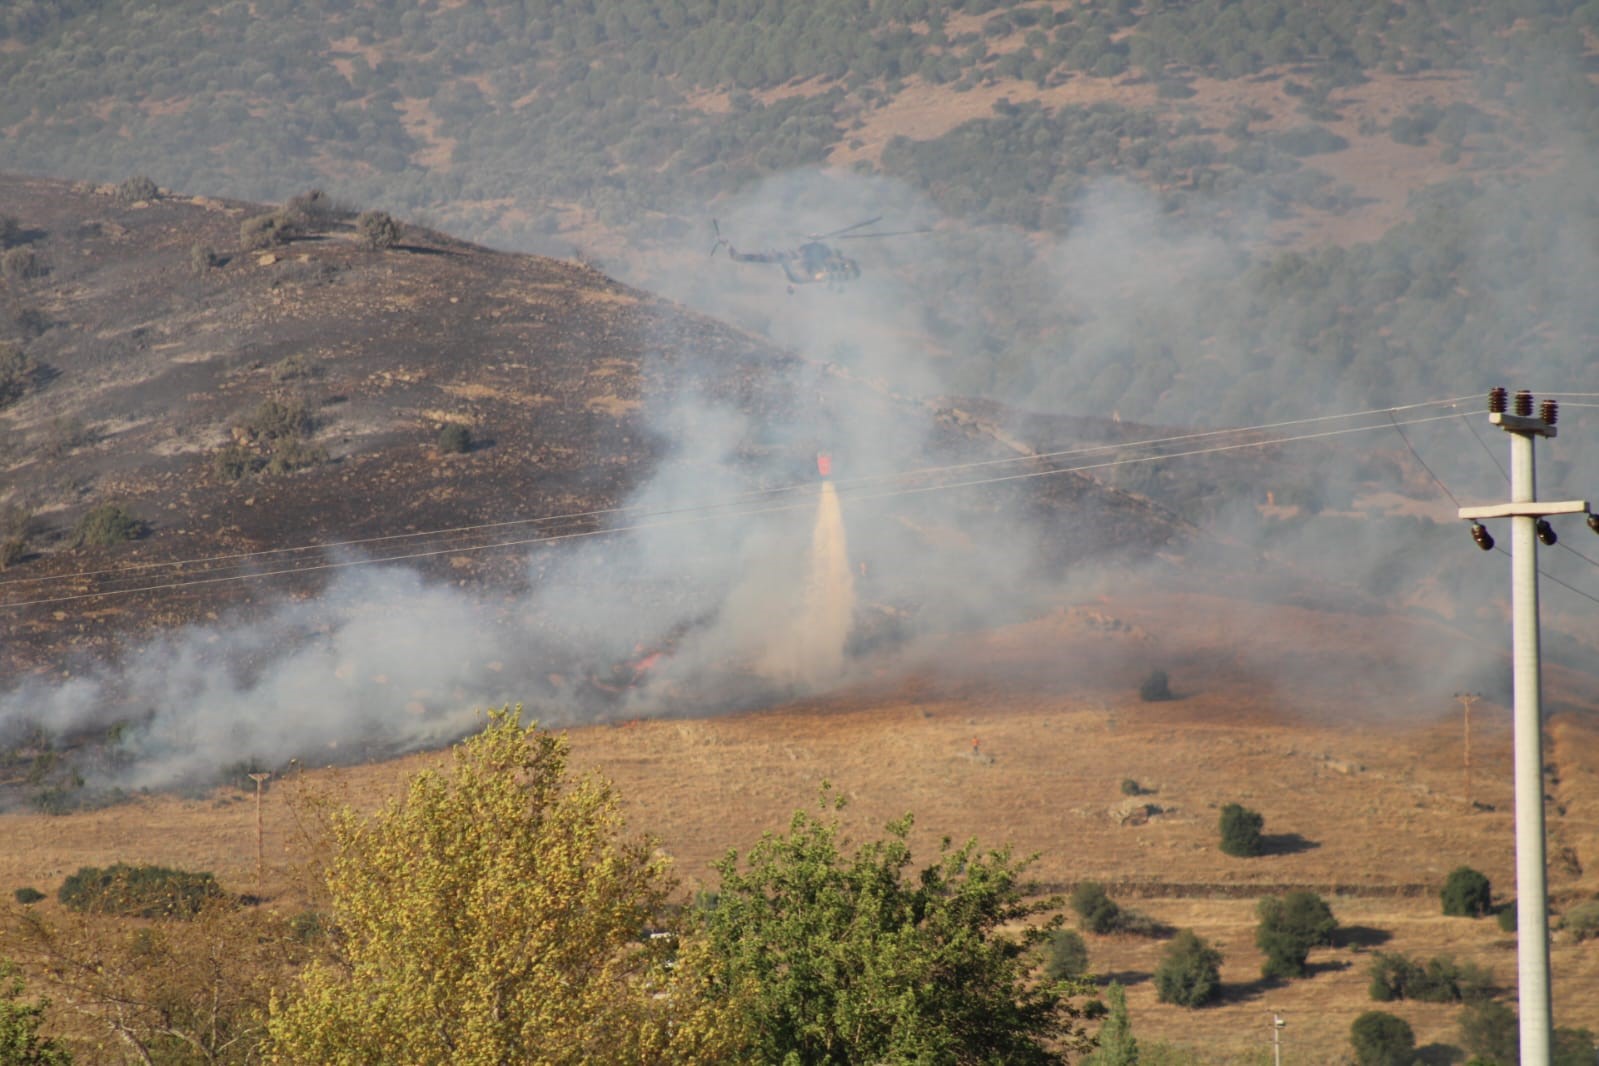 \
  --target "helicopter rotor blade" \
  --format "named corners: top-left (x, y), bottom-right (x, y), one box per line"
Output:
top-left (833, 227), bottom-right (932, 240)
top-left (809, 216), bottom-right (885, 241)
top-left (709, 218), bottom-right (725, 258)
